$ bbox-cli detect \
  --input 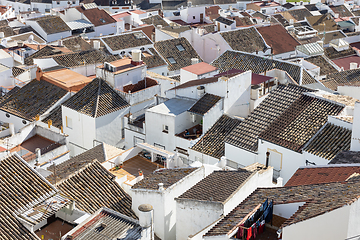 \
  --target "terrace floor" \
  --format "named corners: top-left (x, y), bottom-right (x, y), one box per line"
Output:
top-left (110, 155), bottom-right (162, 181)
top-left (35, 218), bottom-right (75, 240)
